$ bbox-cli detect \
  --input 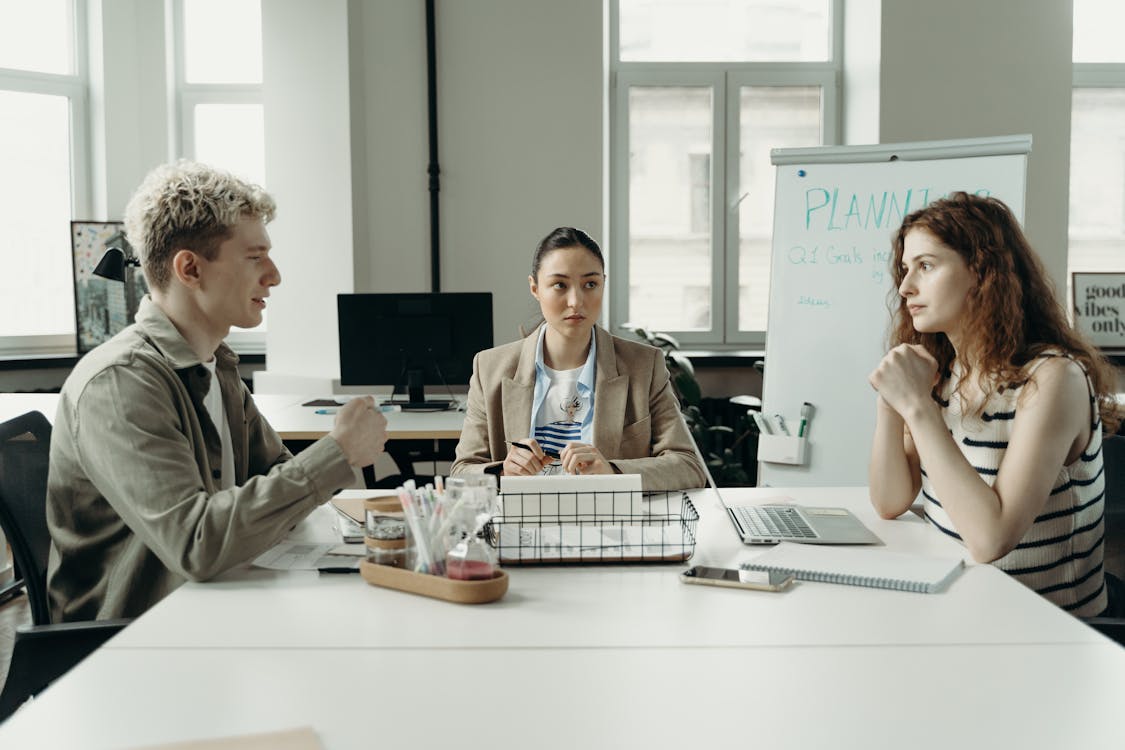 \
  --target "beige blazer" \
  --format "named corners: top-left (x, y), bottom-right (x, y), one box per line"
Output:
top-left (451, 325), bottom-right (706, 491)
